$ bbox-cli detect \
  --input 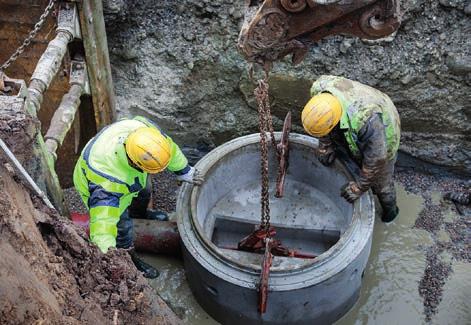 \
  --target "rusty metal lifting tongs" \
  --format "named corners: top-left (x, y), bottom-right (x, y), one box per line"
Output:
top-left (275, 111), bottom-right (291, 198)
